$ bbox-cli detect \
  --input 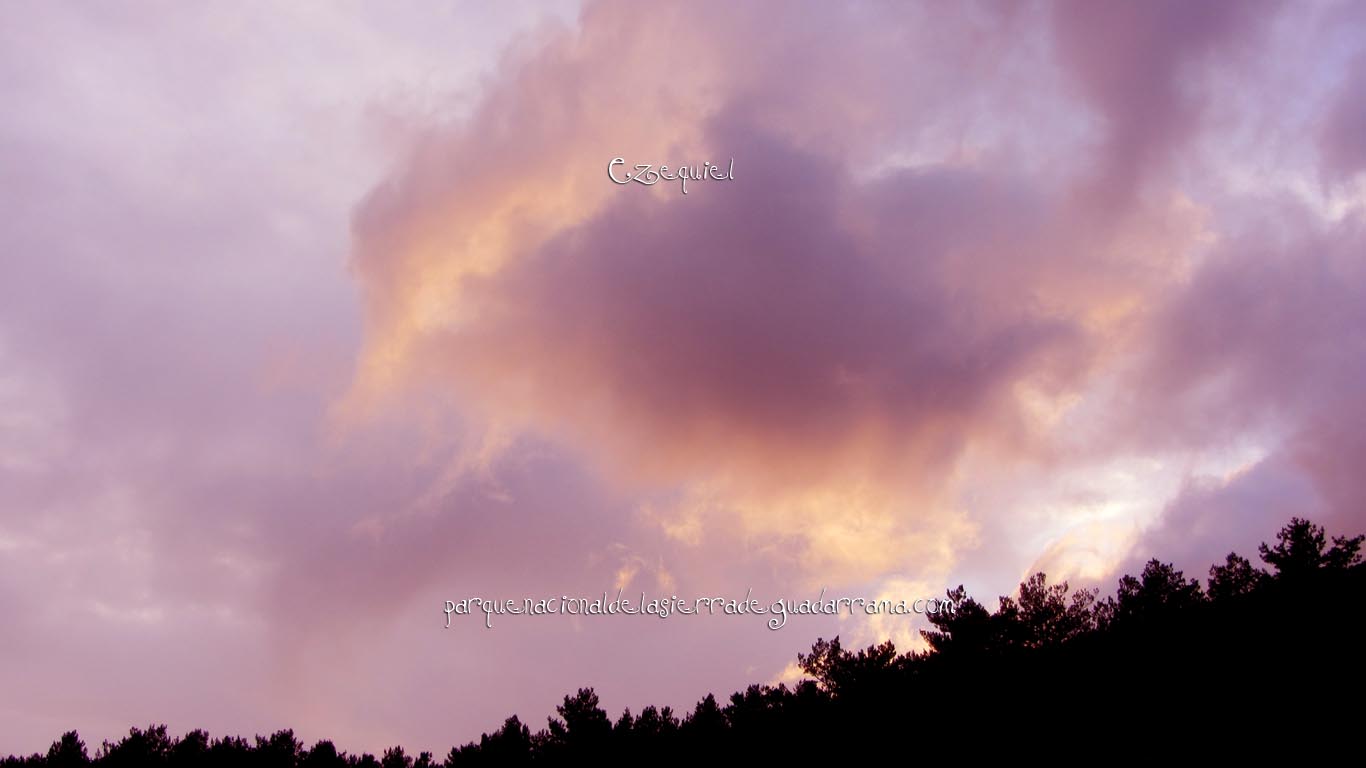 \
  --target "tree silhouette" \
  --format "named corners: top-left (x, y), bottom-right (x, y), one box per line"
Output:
top-left (300, 740), bottom-right (345, 768)
top-left (681, 692), bottom-right (726, 752)
top-left (255, 730), bottom-right (303, 768)
top-left (1003, 572), bottom-right (1096, 648)
top-left (920, 586), bottom-right (1009, 654)
top-left (1096, 558), bottom-right (1204, 627)
top-left (453, 715), bottom-right (534, 766)
top-left (6, 515), bottom-right (1364, 765)
top-left (628, 704), bottom-right (679, 741)
top-left (543, 687), bottom-right (610, 758)
top-left (46, 731), bottom-right (88, 767)
top-left (1207, 552), bottom-right (1265, 600)
top-left (1259, 516), bottom-right (1364, 577)
top-left (796, 636), bottom-right (902, 699)
top-left (207, 735), bottom-right (250, 765)
top-left (97, 725), bottom-right (172, 766)
top-left (378, 746), bottom-right (410, 768)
